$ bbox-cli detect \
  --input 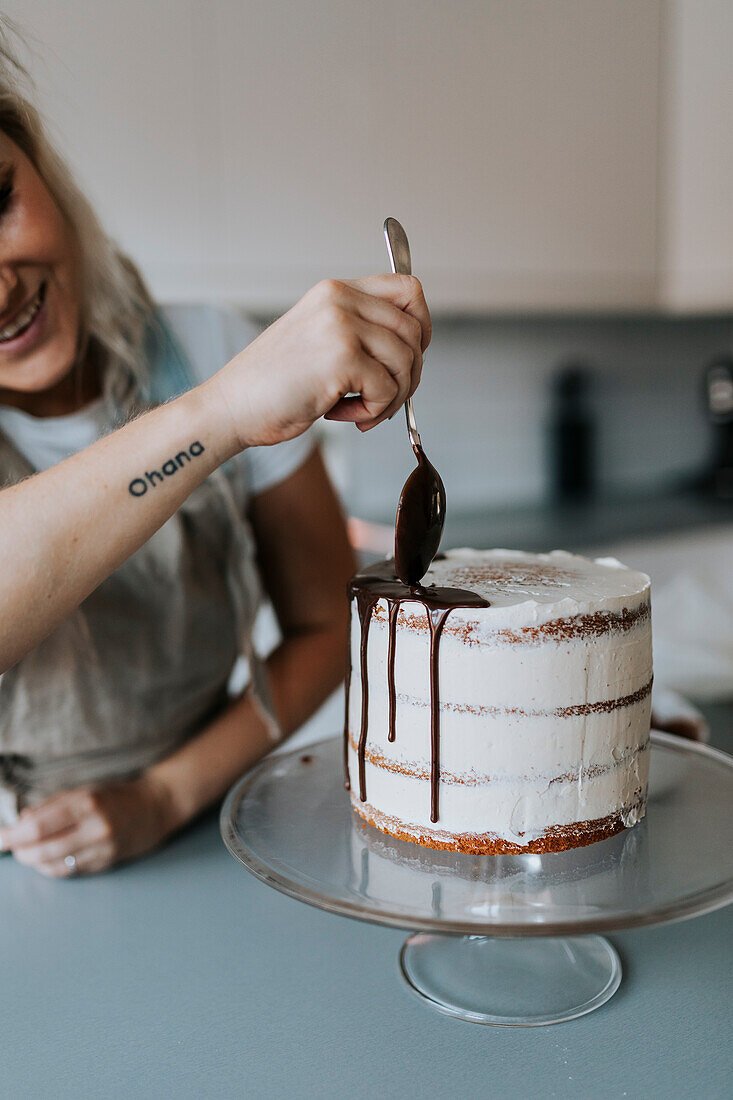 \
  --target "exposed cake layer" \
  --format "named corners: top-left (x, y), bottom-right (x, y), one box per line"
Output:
top-left (345, 548), bottom-right (652, 851)
top-left (351, 793), bottom-right (645, 854)
top-left (346, 702), bottom-right (651, 788)
top-left (346, 614), bottom-right (652, 775)
top-left (347, 728), bottom-right (649, 846)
